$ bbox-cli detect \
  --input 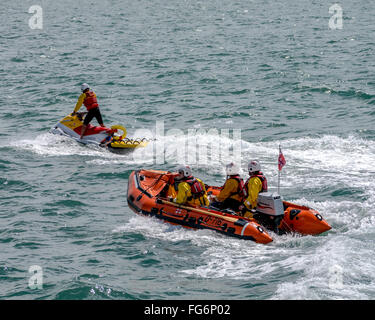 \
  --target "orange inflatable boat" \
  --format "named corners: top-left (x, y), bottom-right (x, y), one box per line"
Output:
top-left (127, 170), bottom-right (331, 244)
top-left (127, 170), bottom-right (273, 244)
top-left (206, 186), bottom-right (331, 236)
